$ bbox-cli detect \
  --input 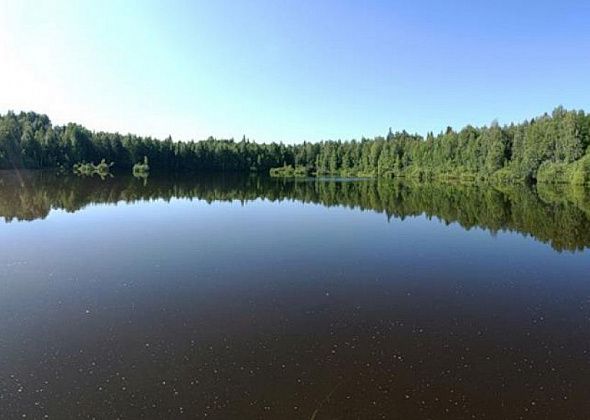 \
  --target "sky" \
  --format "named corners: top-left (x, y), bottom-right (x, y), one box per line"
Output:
top-left (0, 0), bottom-right (589, 143)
